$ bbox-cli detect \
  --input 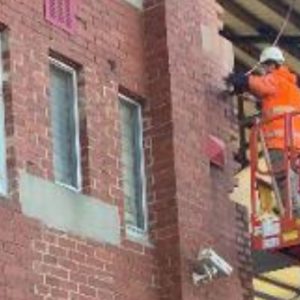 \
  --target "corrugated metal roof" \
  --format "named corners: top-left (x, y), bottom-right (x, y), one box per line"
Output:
top-left (218, 0), bottom-right (300, 73)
